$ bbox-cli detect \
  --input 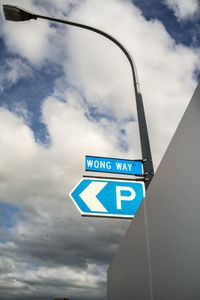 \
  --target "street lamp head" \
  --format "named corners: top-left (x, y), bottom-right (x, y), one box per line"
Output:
top-left (3, 4), bottom-right (37, 22)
